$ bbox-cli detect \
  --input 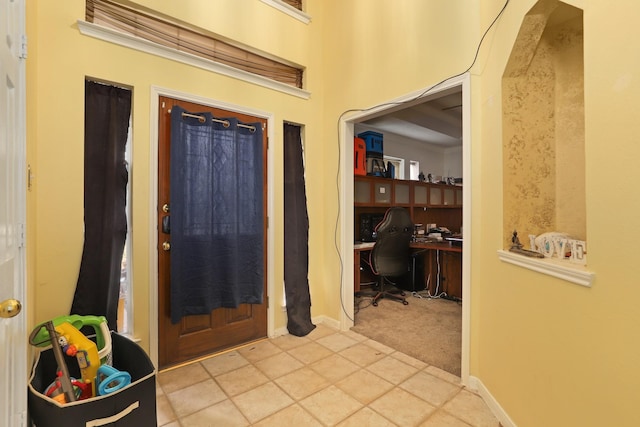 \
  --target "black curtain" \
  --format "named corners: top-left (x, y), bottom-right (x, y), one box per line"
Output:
top-left (169, 106), bottom-right (264, 323)
top-left (70, 81), bottom-right (131, 330)
top-left (283, 123), bottom-right (315, 336)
